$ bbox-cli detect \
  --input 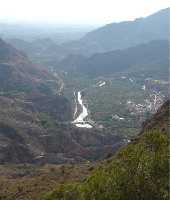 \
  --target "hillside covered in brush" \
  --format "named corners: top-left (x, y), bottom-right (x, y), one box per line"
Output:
top-left (43, 100), bottom-right (170, 200)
